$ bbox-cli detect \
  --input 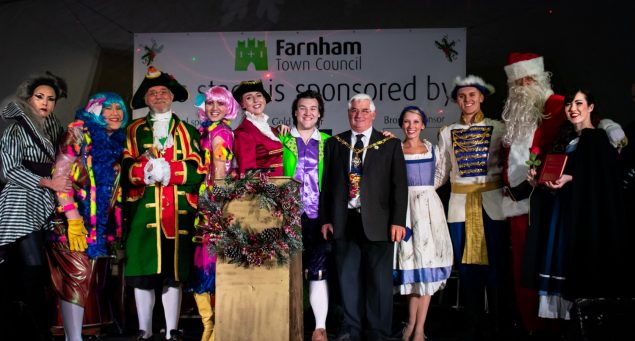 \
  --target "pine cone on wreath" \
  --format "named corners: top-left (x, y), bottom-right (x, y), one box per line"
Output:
top-left (262, 183), bottom-right (279, 198)
top-left (259, 228), bottom-right (284, 243)
top-left (224, 245), bottom-right (240, 260)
